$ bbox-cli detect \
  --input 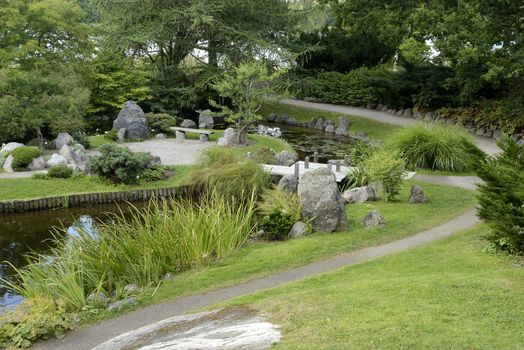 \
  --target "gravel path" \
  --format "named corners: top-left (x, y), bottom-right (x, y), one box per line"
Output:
top-left (414, 174), bottom-right (483, 191)
top-left (123, 139), bottom-right (215, 165)
top-left (281, 99), bottom-right (501, 156)
top-left (34, 208), bottom-right (479, 350)
top-left (0, 170), bottom-right (46, 179)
